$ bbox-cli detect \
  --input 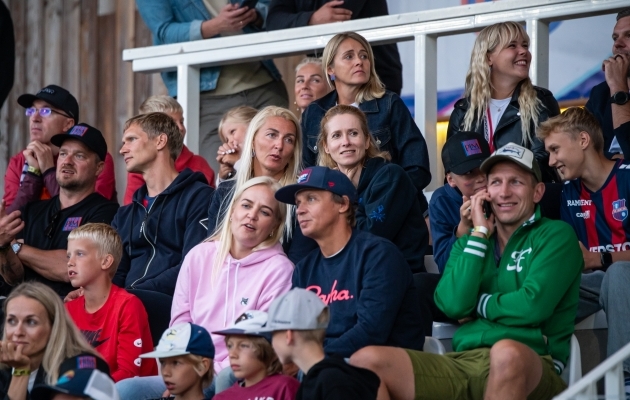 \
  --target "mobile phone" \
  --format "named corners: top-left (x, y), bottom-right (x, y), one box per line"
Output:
top-left (239, 0), bottom-right (259, 9)
top-left (483, 201), bottom-right (493, 219)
